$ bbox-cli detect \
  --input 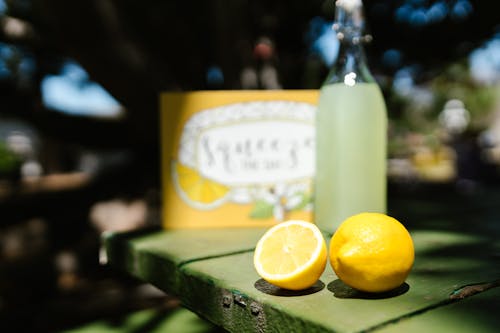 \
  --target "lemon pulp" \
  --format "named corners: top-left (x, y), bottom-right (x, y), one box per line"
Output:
top-left (254, 220), bottom-right (327, 290)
